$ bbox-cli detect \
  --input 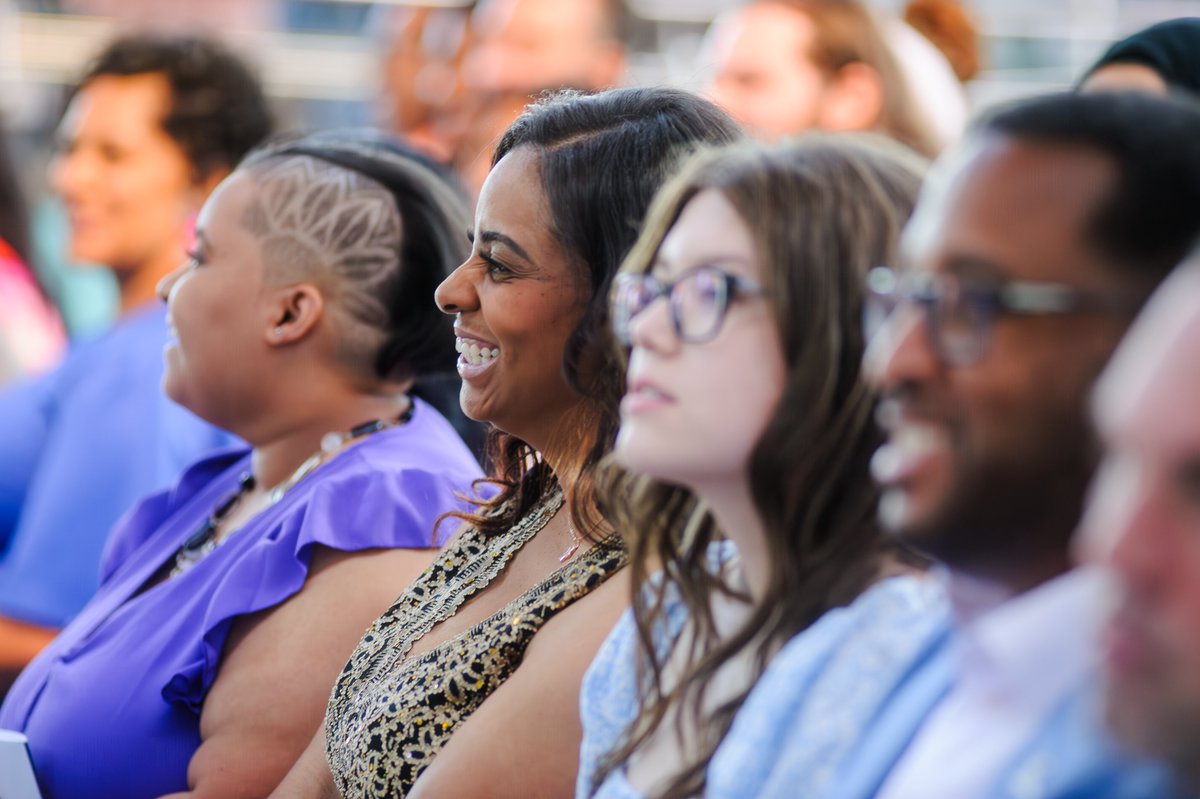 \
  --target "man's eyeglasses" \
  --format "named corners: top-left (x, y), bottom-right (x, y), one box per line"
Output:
top-left (863, 265), bottom-right (1141, 366)
top-left (612, 266), bottom-right (764, 346)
